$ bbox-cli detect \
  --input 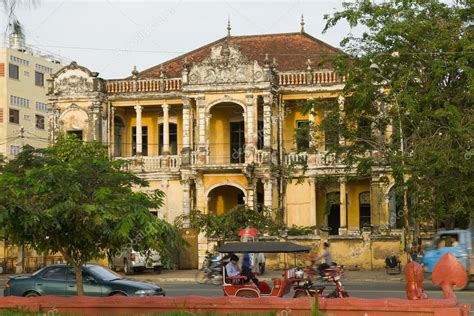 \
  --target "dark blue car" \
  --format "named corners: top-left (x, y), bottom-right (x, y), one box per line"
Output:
top-left (4, 263), bottom-right (165, 297)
